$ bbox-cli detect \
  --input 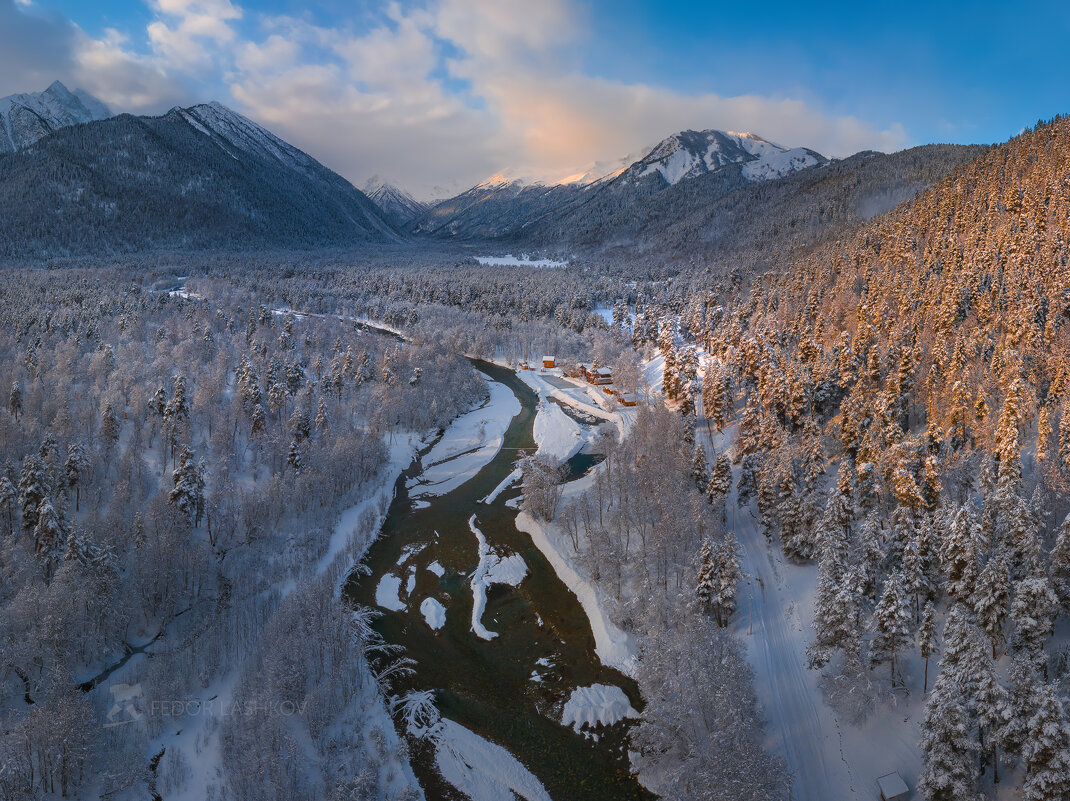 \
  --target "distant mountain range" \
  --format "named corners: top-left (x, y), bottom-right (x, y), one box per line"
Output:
top-left (363, 178), bottom-right (429, 227)
top-left (407, 130), bottom-right (829, 241)
top-left (0, 81), bottom-right (987, 263)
